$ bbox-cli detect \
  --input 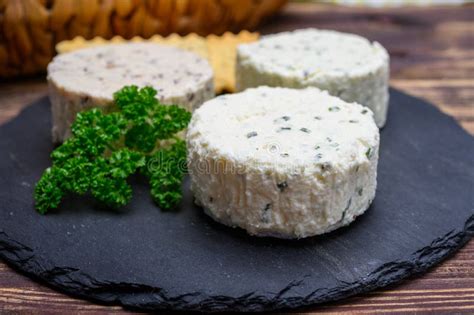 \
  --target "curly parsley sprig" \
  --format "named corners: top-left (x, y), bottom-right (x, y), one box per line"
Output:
top-left (35, 86), bottom-right (191, 214)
